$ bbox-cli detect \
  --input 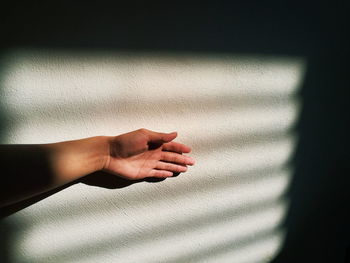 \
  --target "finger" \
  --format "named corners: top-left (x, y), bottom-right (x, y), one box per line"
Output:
top-left (162, 141), bottom-right (192, 153)
top-left (149, 170), bottom-right (174, 178)
top-left (146, 130), bottom-right (177, 144)
top-left (161, 151), bottom-right (195, 165)
top-left (156, 161), bottom-right (188, 173)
